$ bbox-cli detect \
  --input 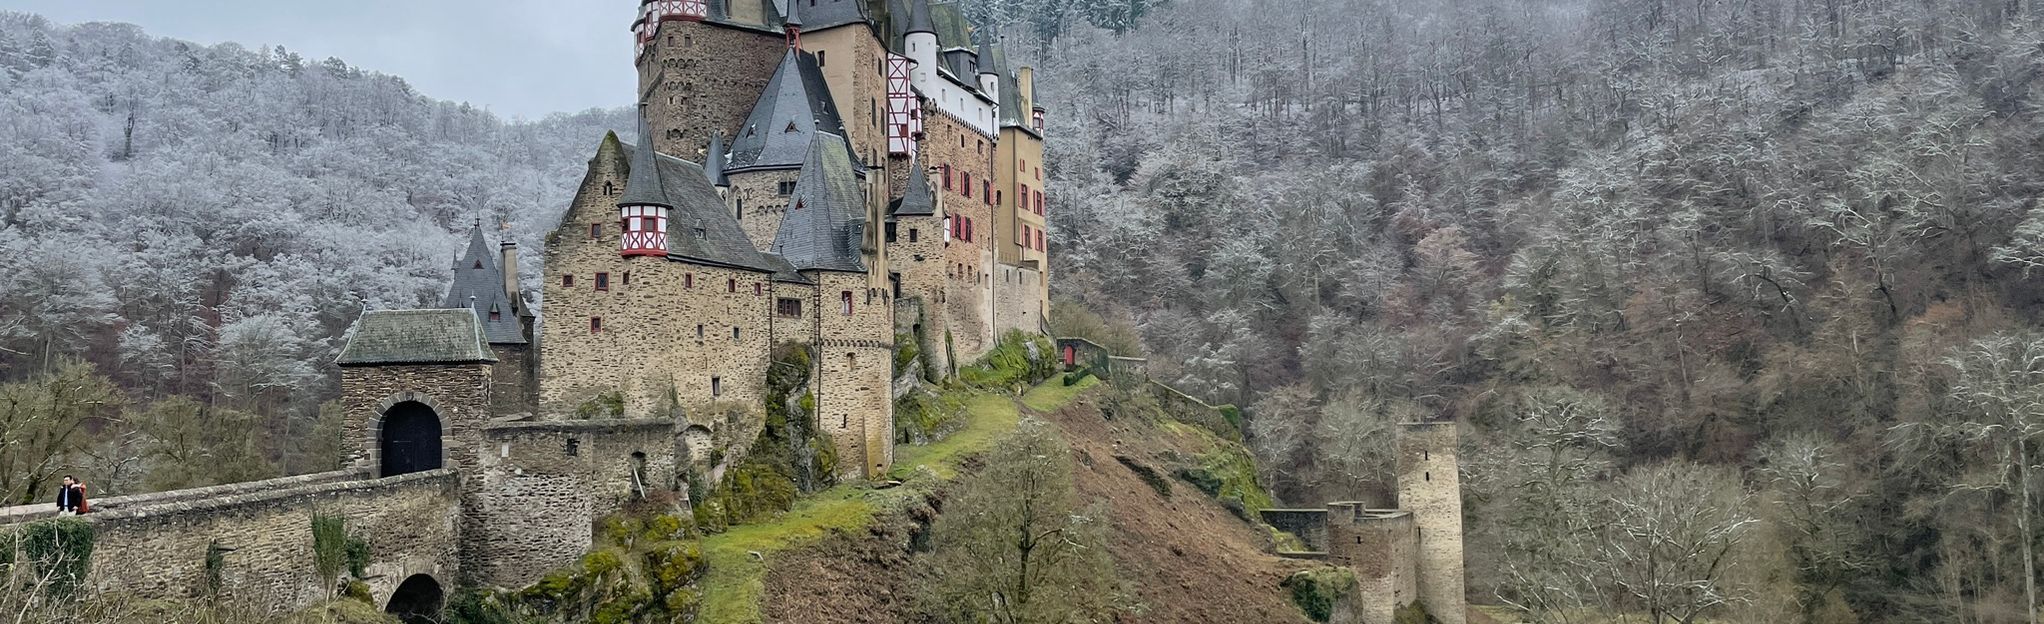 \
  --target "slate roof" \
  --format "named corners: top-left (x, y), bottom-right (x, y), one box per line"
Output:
top-left (771, 133), bottom-right (867, 273)
top-left (705, 131), bottom-right (728, 186)
top-left (759, 252), bottom-right (815, 284)
top-left (337, 309), bottom-right (497, 365)
top-left (619, 140), bottom-right (779, 274)
top-left (620, 107), bottom-right (675, 208)
top-left (789, 0), bottom-right (871, 32)
top-left (905, 0), bottom-right (936, 36)
top-left (726, 50), bottom-right (858, 173)
top-left (890, 157), bottom-right (936, 216)
top-left (702, 0), bottom-right (787, 32)
top-left (441, 223), bottom-right (528, 344)
top-left (929, 2), bottom-right (971, 49)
